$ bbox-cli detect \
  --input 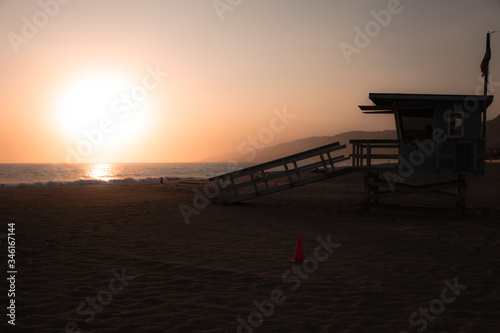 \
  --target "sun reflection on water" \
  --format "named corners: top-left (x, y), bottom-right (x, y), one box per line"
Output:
top-left (87, 164), bottom-right (116, 181)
